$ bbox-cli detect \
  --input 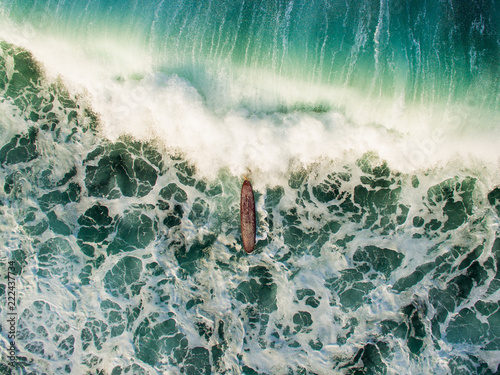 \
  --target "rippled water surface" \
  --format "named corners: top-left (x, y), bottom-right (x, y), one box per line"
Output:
top-left (0, 1), bottom-right (499, 374)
